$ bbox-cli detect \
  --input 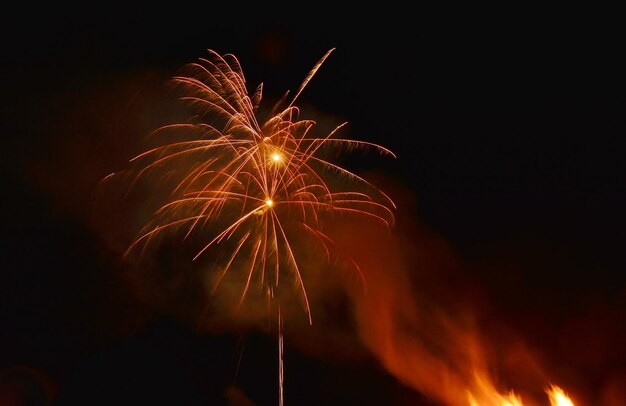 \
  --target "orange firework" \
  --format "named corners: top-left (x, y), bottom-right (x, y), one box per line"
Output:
top-left (118, 48), bottom-right (395, 404)
top-left (123, 48), bottom-right (395, 325)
